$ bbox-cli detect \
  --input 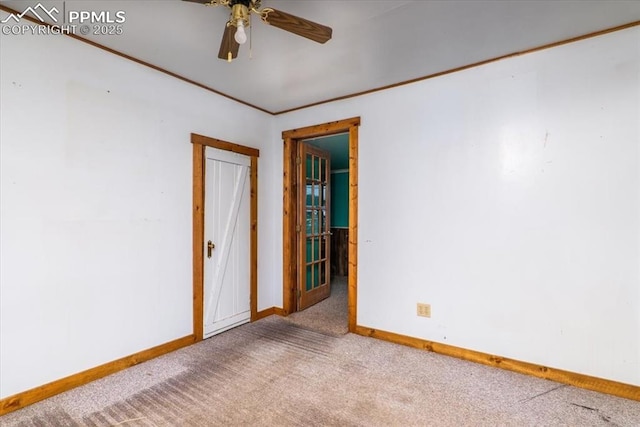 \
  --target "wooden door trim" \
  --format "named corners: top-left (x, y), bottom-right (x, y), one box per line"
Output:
top-left (191, 134), bottom-right (260, 341)
top-left (282, 137), bottom-right (297, 315)
top-left (282, 117), bottom-right (361, 140)
top-left (282, 117), bottom-right (360, 331)
top-left (192, 133), bottom-right (260, 157)
top-left (347, 125), bottom-right (359, 332)
top-left (192, 144), bottom-right (205, 340)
